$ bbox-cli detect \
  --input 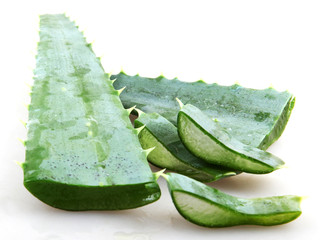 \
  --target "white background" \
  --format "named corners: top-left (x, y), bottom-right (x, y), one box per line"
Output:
top-left (1, 0), bottom-right (321, 239)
